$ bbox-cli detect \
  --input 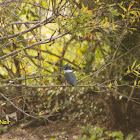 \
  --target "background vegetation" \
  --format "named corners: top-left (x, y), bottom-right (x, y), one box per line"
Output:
top-left (0, 0), bottom-right (140, 139)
